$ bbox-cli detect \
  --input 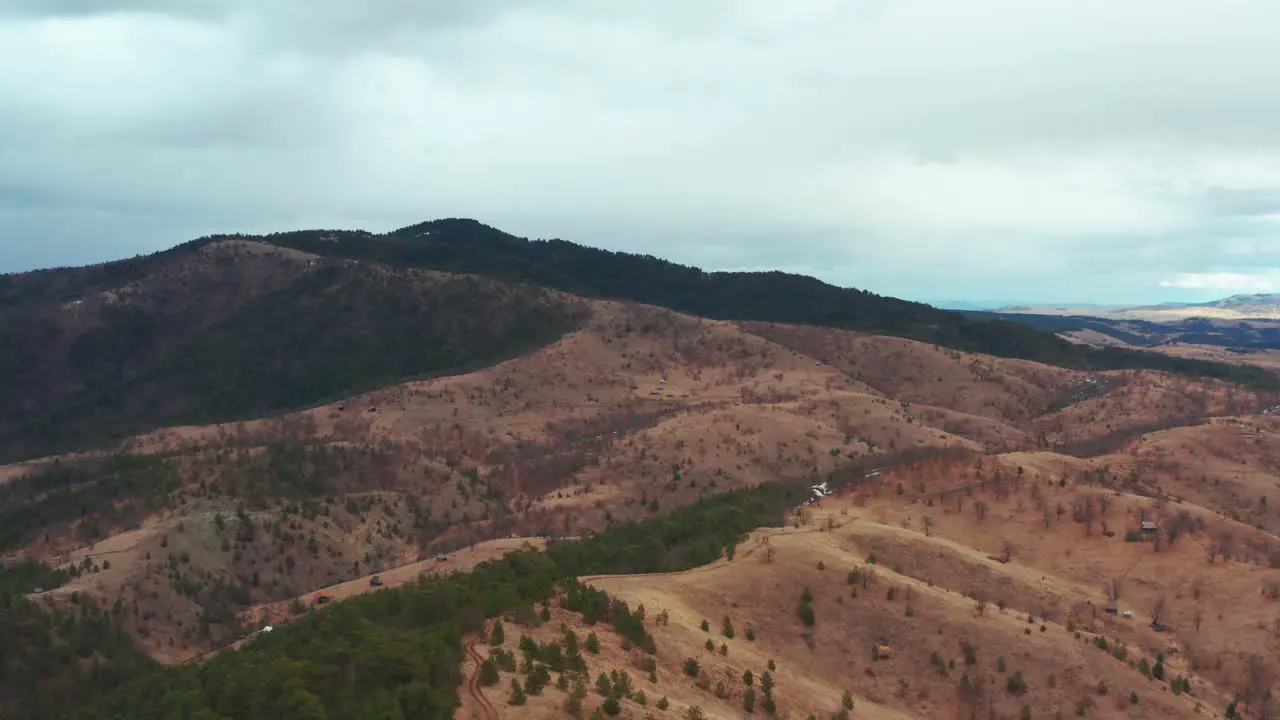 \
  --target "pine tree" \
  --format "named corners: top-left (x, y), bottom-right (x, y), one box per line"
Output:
top-left (509, 678), bottom-right (527, 705)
